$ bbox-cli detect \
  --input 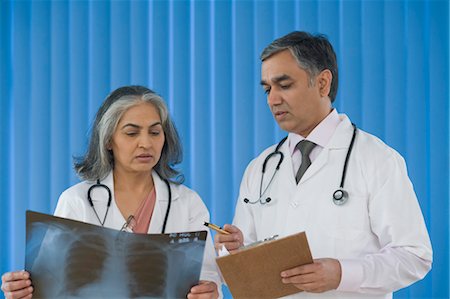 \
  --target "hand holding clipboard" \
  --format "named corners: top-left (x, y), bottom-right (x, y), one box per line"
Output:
top-left (214, 231), bottom-right (313, 299)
